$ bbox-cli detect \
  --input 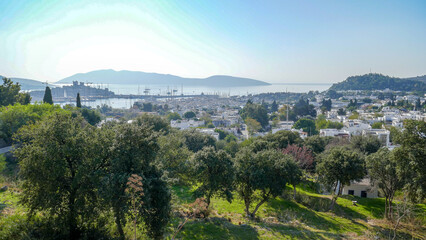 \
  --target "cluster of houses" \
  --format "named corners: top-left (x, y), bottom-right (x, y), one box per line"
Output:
top-left (126, 92), bottom-right (425, 199)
